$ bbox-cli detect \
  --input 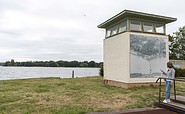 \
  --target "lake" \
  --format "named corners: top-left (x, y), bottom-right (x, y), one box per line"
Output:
top-left (0, 66), bottom-right (100, 80)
